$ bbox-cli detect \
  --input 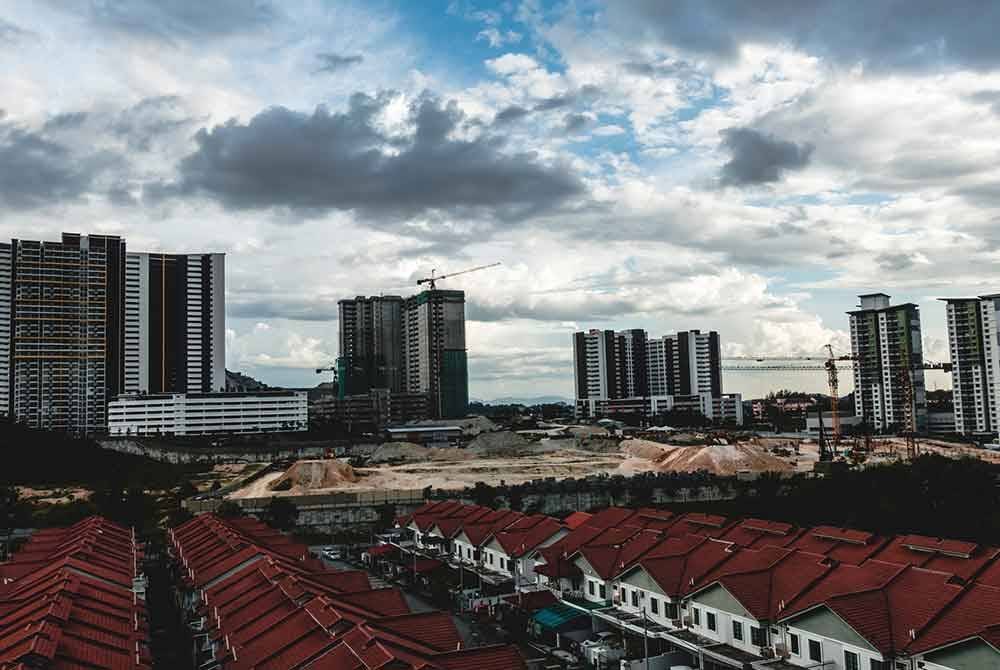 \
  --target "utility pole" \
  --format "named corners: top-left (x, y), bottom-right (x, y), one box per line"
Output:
top-left (643, 609), bottom-right (649, 669)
